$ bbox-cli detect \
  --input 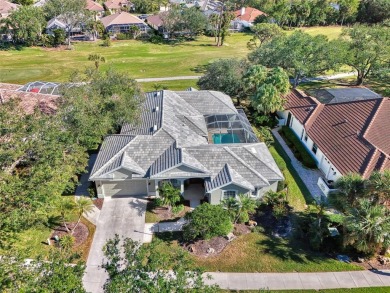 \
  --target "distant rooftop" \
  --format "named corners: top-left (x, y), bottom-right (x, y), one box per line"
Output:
top-left (314, 87), bottom-right (381, 104)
